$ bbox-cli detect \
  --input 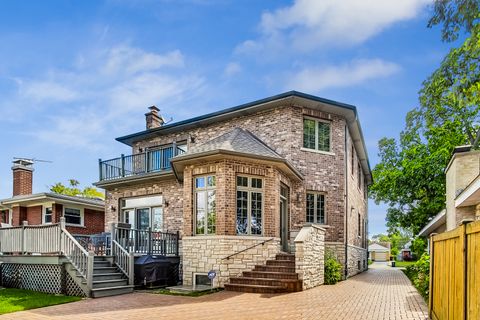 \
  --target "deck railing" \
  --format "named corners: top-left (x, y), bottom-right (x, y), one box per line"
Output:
top-left (98, 143), bottom-right (186, 181)
top-left (112, 240), bottom-right (134, 285)
top-left (0, 219), bottom-right (93, 289)
top-left (75, 233), bottom-right (111, 255)
top-left (114, 226), bottom-right (179, 256)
